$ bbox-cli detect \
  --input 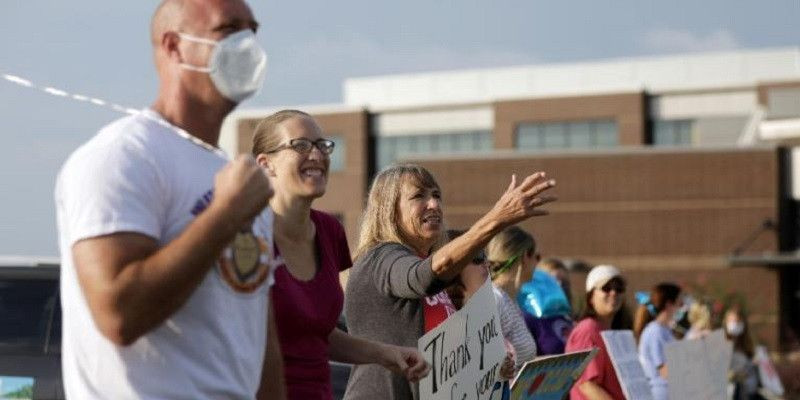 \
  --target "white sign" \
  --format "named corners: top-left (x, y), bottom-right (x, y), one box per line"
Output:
top-left (664, 329), bottom-right (732, 400)
top-left (418, 279), bottom-right (506, 400)
top-left (601, 330), bottom-right (655, 400)
top-left (754, 345), bottom-right (784, 397)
